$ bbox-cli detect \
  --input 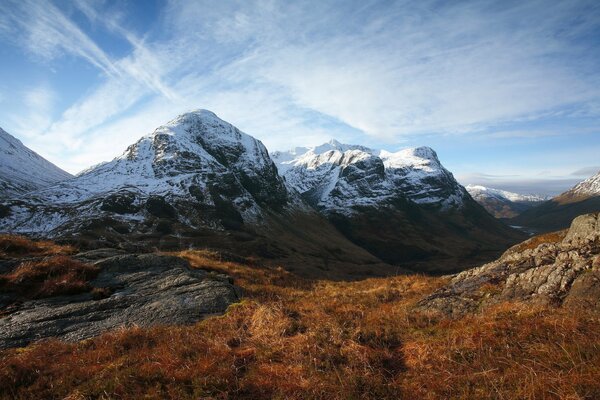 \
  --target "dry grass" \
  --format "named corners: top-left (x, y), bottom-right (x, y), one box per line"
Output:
top-left (0, 255), bottom-right (99, 299)
top-left (0, 248), bottom-right (600, 399)
top-left (510, 230), bottom-right (567, 253)
top-left (0, 234), bottom-right (74, 258)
